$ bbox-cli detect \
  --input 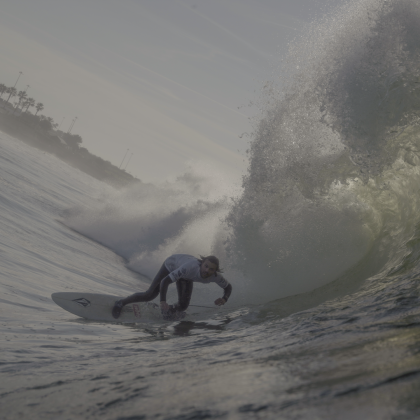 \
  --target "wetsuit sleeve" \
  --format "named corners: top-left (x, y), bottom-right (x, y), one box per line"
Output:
top-left (159, 275), bottom-right (172, 302)
top-left (213, 275), bottom-right (232, 301)
top-left (222, 283), bottom-right (232, 302)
